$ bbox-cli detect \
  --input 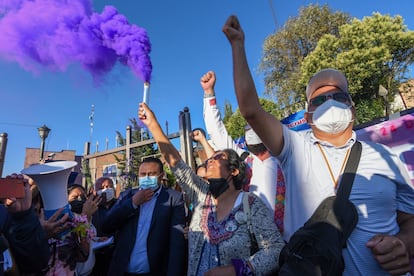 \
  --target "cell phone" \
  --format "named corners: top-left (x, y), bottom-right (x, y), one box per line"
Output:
top-left (97, 191), bottom-right (107, 206)
top-left (0, 178), bottom-right (25, 199)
